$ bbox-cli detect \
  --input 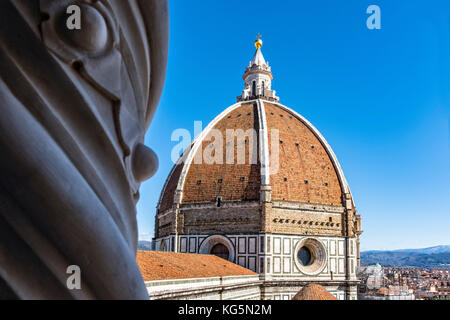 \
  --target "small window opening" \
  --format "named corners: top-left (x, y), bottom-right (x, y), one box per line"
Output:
top-left (216, 196), bottom-right (223, 207)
